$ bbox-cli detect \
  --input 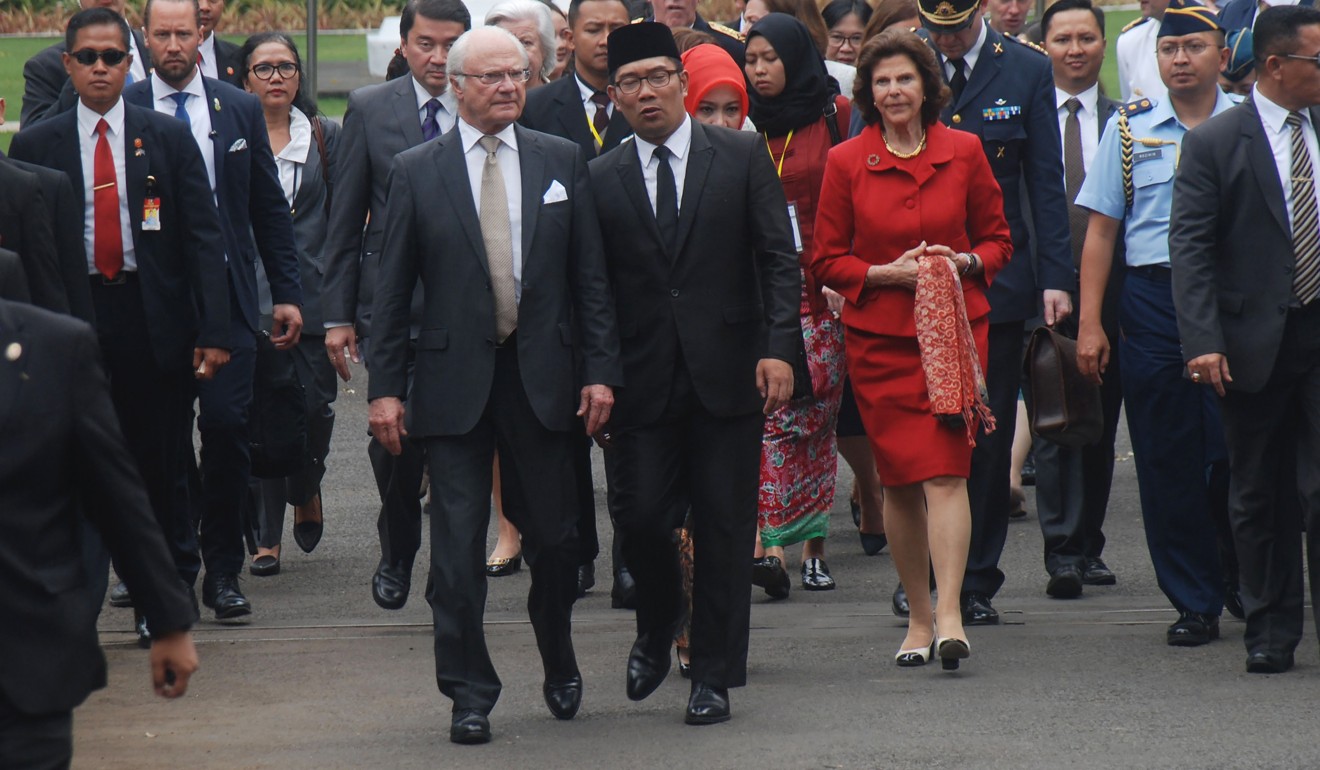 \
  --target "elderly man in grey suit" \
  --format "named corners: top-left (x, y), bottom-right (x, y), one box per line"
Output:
top-left (321, 0), bottom-right (470, 612)
top-left (1170, 5), bottom-right (1320, 675)
top-left (367, 26), bottom-right (621, 744)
